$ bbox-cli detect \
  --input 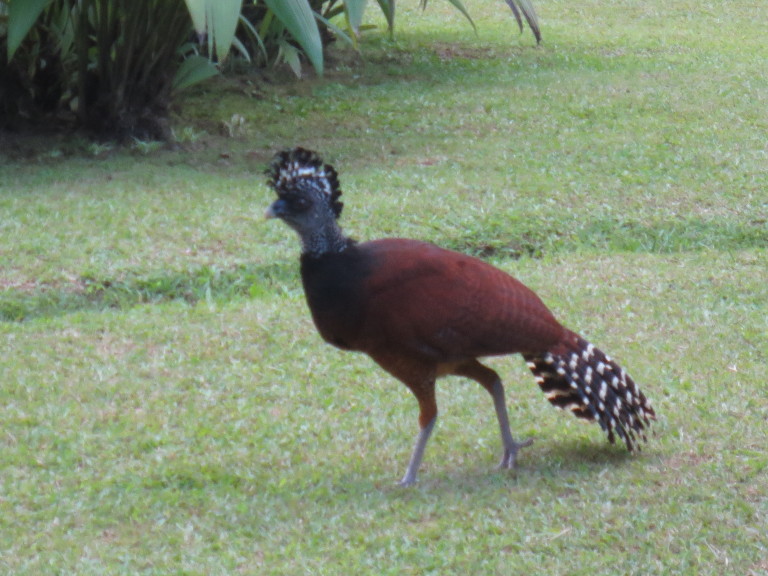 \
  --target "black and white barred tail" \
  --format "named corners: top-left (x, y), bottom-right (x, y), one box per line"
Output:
top-left (523, 331), bottom-right (655, 450)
